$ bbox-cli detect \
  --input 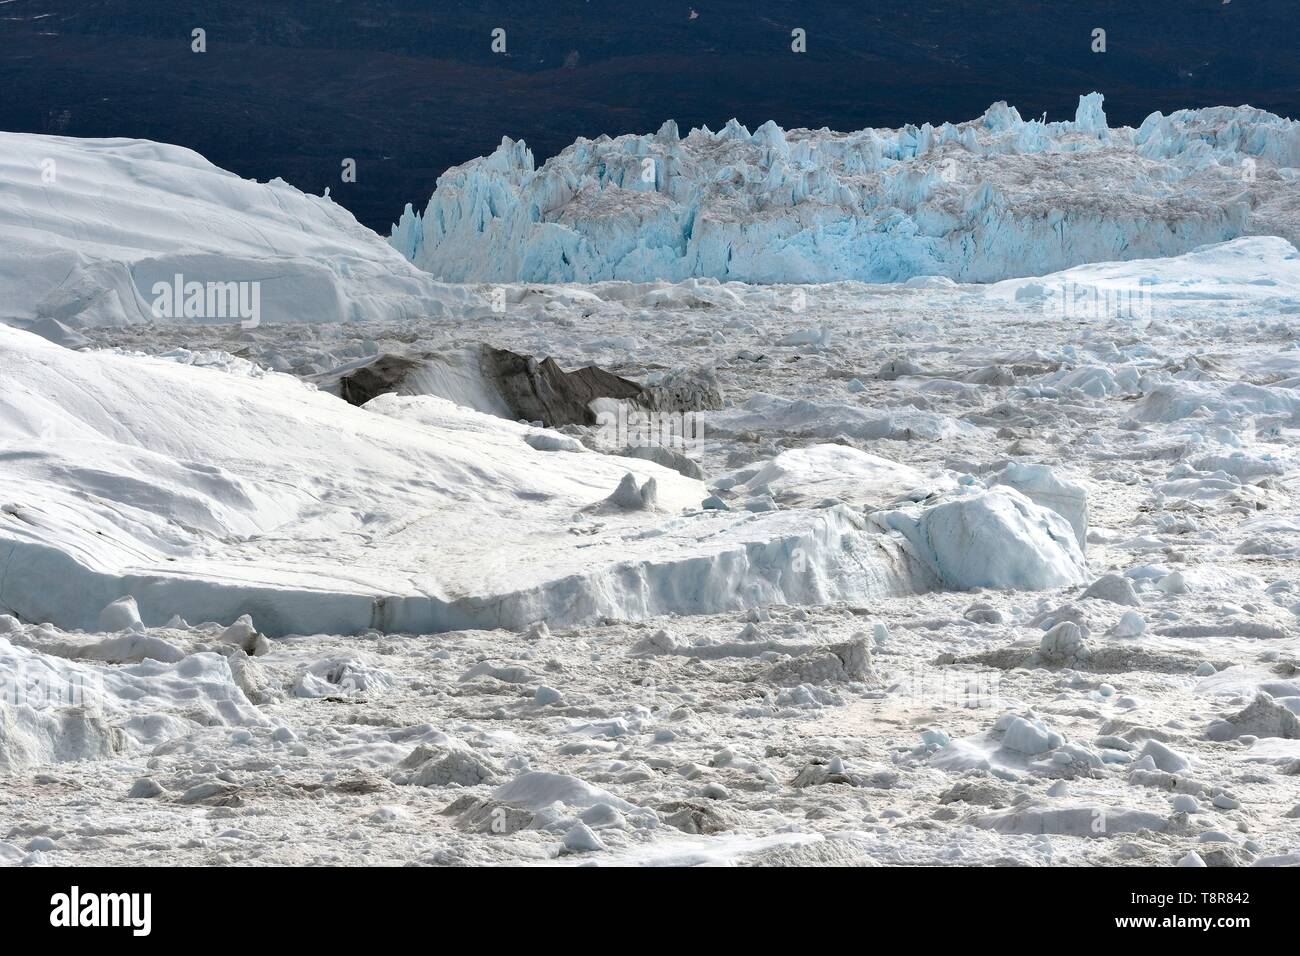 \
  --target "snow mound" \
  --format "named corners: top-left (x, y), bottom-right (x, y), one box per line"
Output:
top-left (392, 95), bottom-right (1300, 284)
top-left (0, 636), bottom-right (263, 771)
top-left (992, 463), bottom-right (1089, 549)
top-left (0, 700), bottom-right (123, 772)
top-left (872, 487), bottom-right (1088, 591)
top-left (716, 444), bottom-right (936, 507)
top-left (993, 235), bottom-right (1300, 306)
top-left (493, 771), bottom-right (642, 814)
top-left (0, 325), bottom-right (940, 635)
top-left (0, 131), bottom-right (475, 327)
